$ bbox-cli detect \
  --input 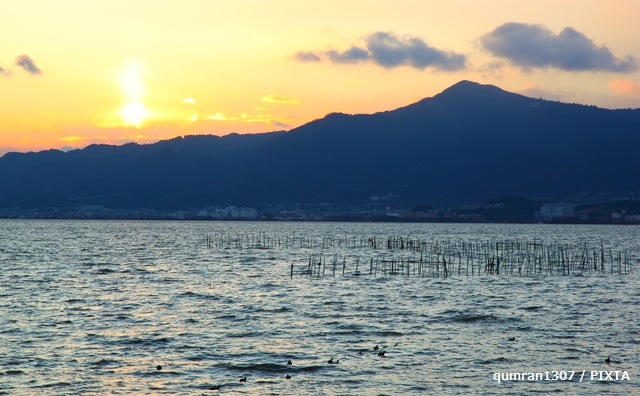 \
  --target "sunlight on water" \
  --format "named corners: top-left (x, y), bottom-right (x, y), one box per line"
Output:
top-left (0, 220), bottom-right (638, 395)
